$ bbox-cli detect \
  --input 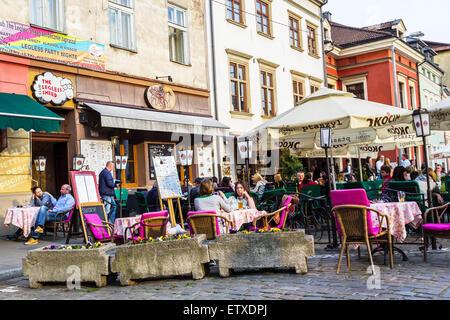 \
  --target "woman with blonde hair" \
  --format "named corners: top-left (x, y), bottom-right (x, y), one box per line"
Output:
top-left (251, 173), bottom-right (267, 200)
top-left (274, 173), bottom-right (286, 190)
